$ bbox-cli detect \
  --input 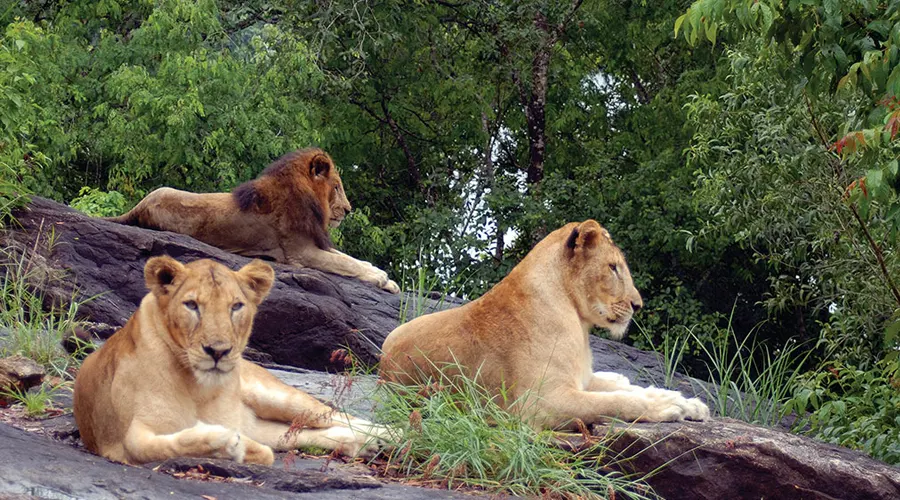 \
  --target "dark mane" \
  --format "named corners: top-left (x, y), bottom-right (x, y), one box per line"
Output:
top-left (259, 148), bottom-right (323, 178)
top-left (297, 191), bottom-right (332, 250)
top-left (232, 181), bottom-right (263, 212)
top-left (231, 148), bottom-right (333, 251)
